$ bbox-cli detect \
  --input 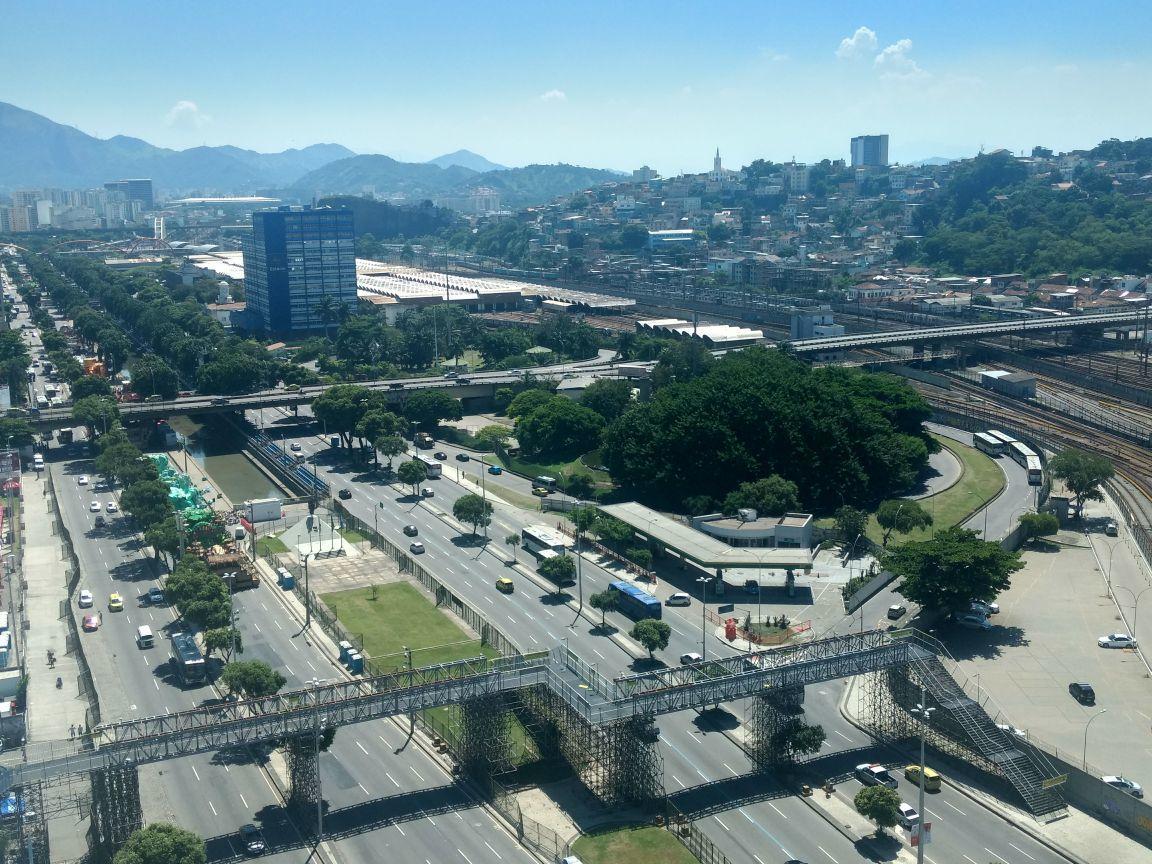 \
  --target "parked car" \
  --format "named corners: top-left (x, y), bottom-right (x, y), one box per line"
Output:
top-left (855, 763), bottom-right (898, 789)
top-left (665, 592), bottom-right (692, 607)
top-left (969, 600), bottom-right (999, 616)
top-left (409, 542), bottom-right (426, 555)
top-left (495, 577), bottom-right (514, 594)
top-left (78, 589), bottom-right (93, 608)
top-left (1103, 775), bottom-right (1143, 798)
top-left (82, 614), bottom-right (100, 632)
top-left (887, 604), bottom-right (907, 620)
top-left (403, 525), bottom-right (419, 537)
top-left (1068, 682), bottom-right (1096, 705)
top-left (955, 613), bottom-right (992, 631)
top-left (1105, 520), bottom-right (1118, 537)
top-left (239, 823), bottom-right (266, 855)
top-left (1099, 633), bottom-right (1137, 649)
